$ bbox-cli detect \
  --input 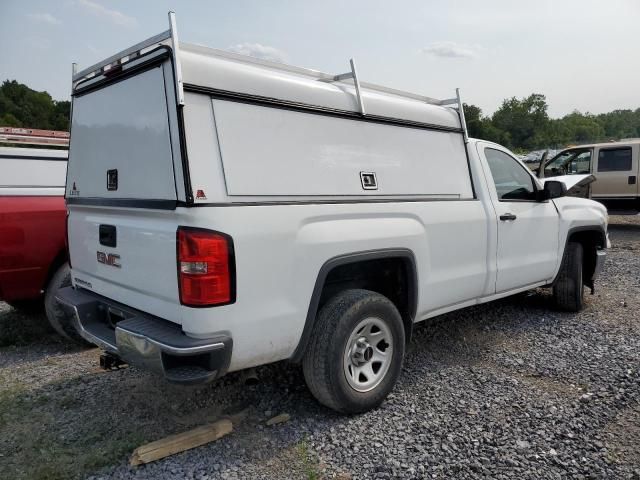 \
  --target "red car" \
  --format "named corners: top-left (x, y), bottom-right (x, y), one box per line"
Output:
top-left (0, 144), bottom-right (83, 342)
